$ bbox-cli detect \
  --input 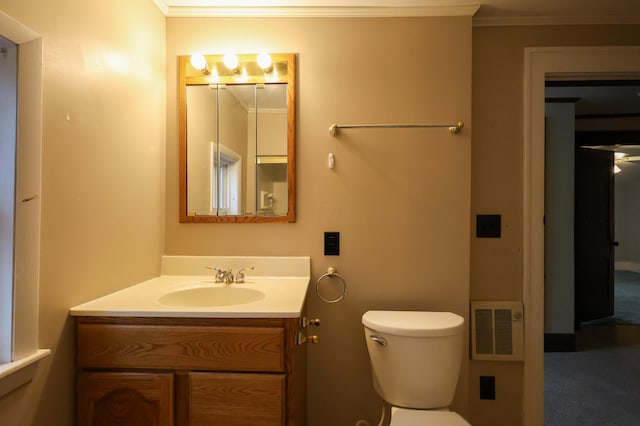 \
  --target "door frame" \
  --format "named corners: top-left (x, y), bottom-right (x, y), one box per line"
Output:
top-left (523, 45), bottom-right (640, 426)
